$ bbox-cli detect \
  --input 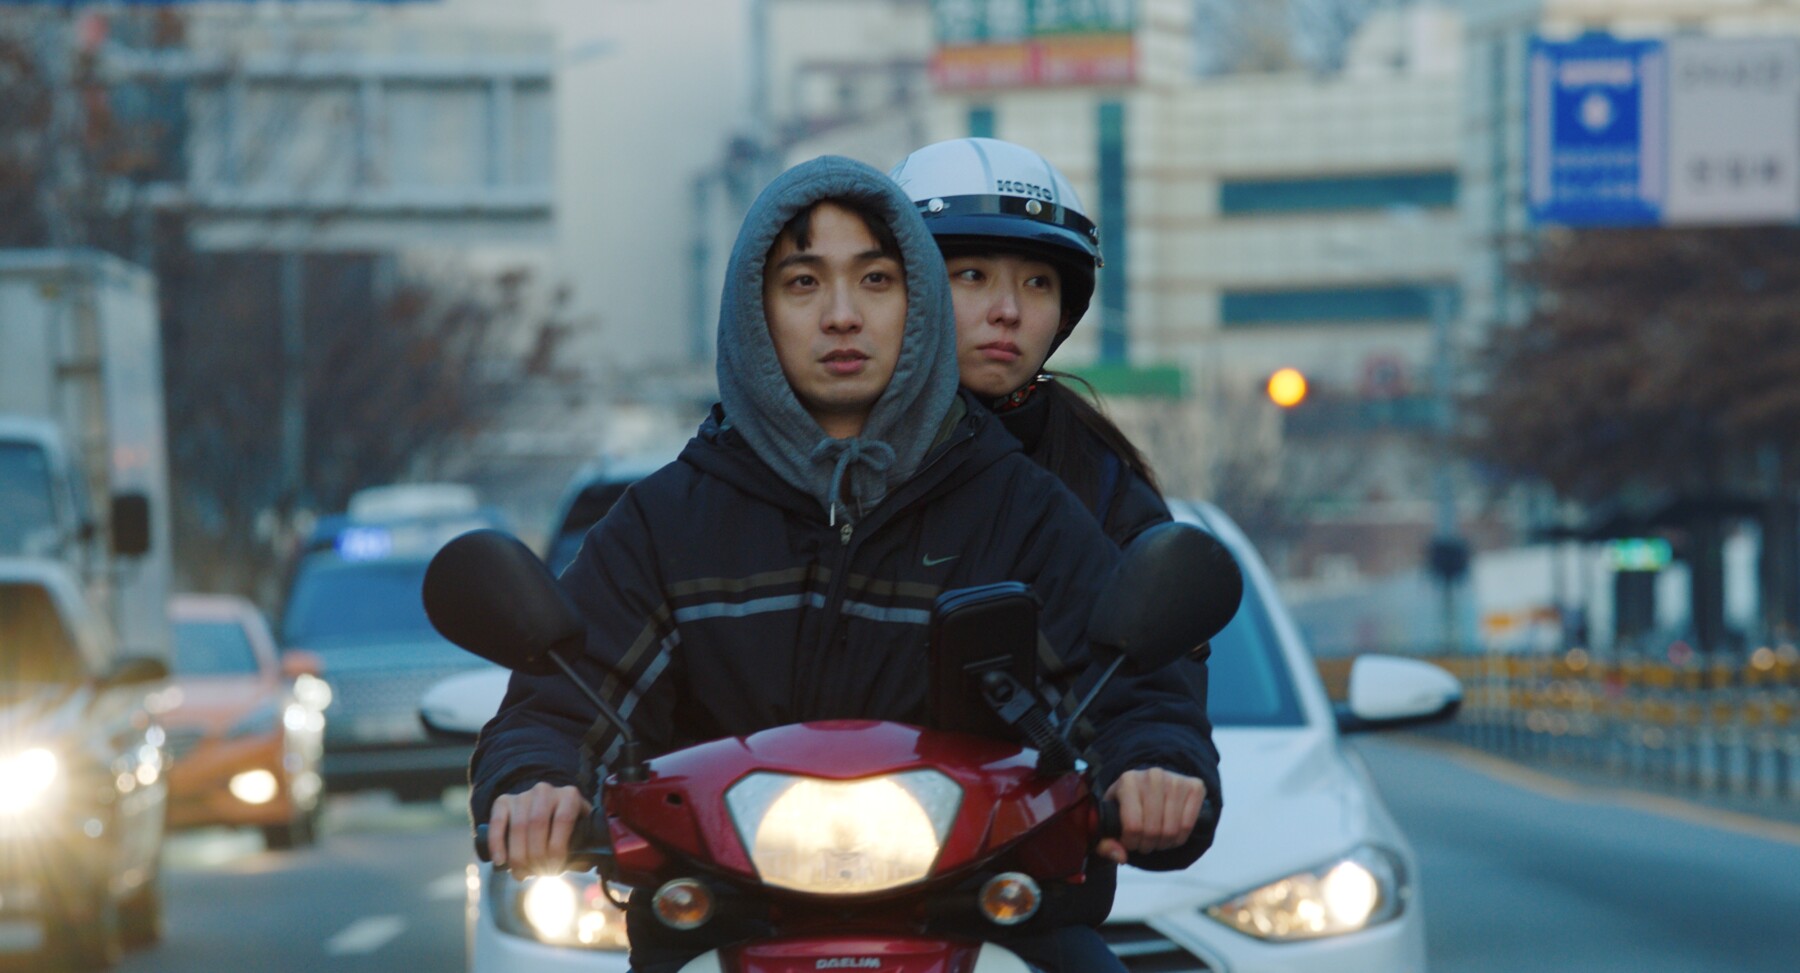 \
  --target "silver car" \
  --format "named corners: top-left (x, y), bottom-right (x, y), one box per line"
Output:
top-left (0, 558), bottom-right (171, 969)
top-left (282, 543), bottom-right (497, 803)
